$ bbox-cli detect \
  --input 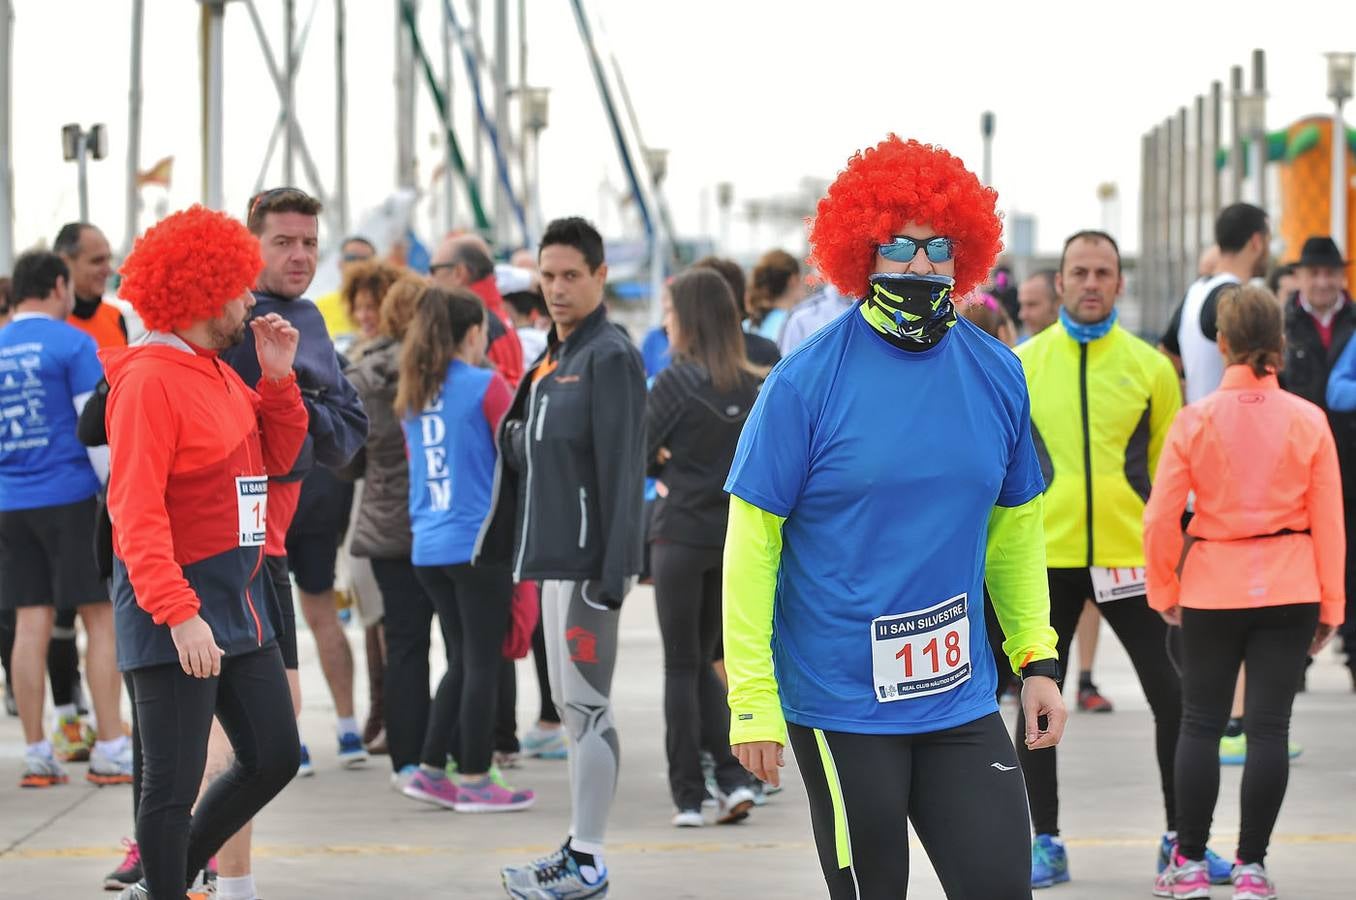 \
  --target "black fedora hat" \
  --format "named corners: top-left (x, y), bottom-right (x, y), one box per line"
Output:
top-left (1294, 236), bottom-right (1348, 268)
